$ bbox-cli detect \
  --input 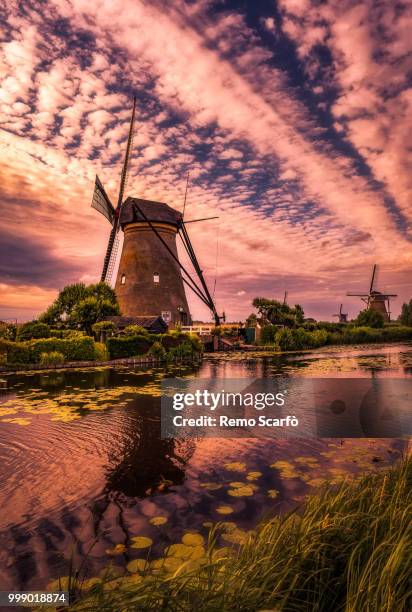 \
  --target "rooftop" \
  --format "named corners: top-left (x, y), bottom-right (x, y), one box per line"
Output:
top-left (119, 197), bottom-right (182, 228)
